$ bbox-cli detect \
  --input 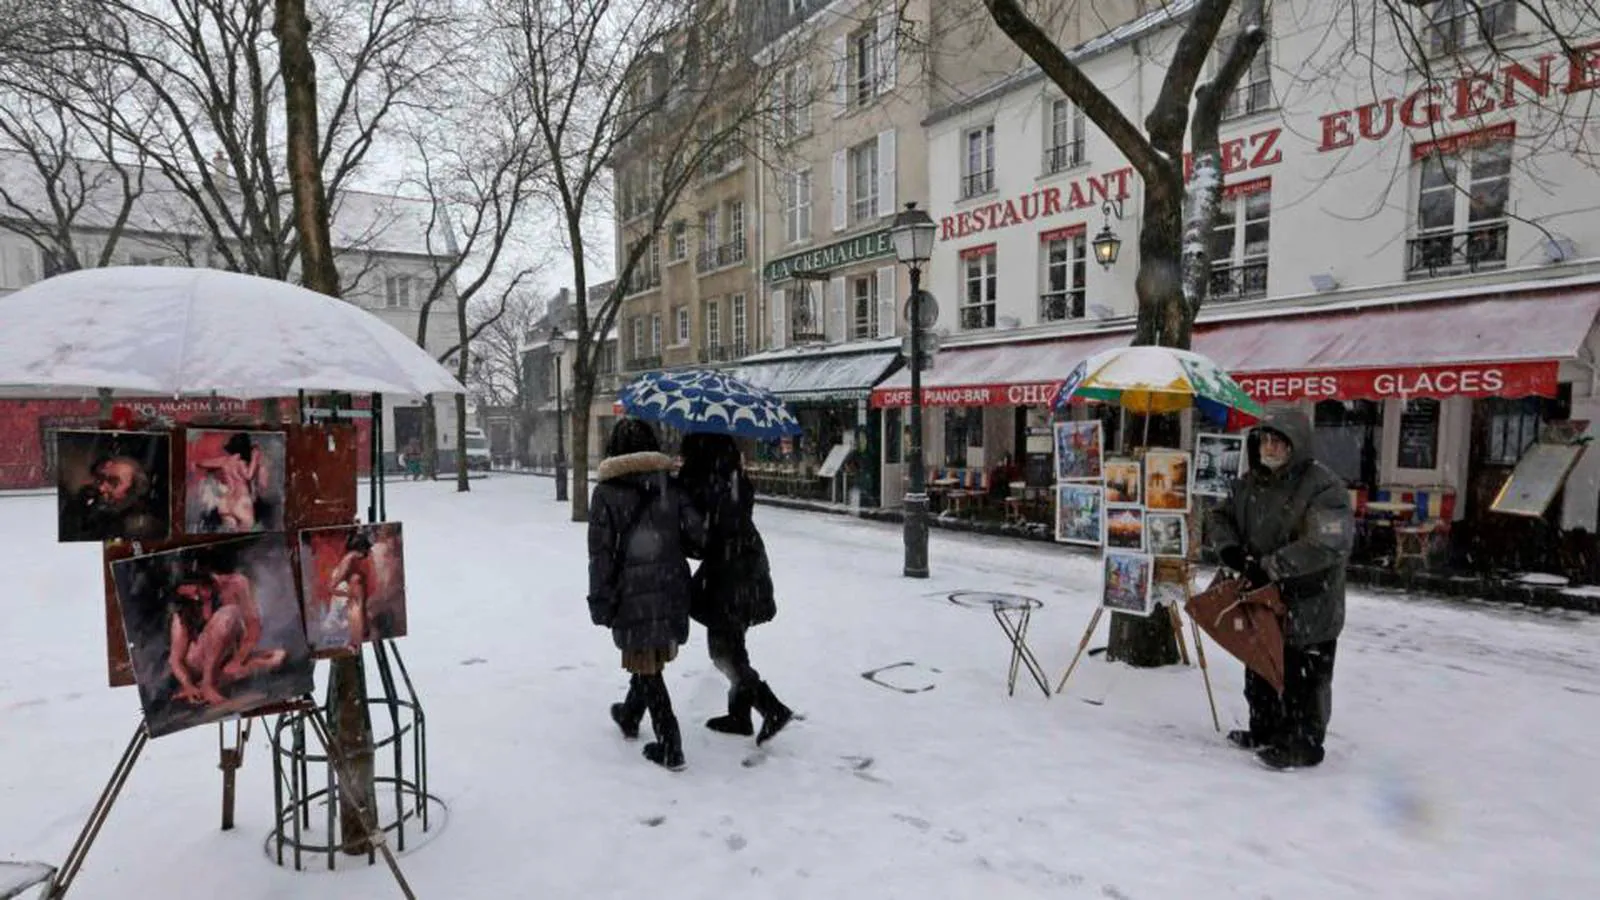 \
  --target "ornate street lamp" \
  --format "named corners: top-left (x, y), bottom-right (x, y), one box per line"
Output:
top-left (1092, 198), bottom-right (1125, 269)
top-left (891, 201), bottom-right (937, 579)
top-left (549, 325), bottom-right (569, 503)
